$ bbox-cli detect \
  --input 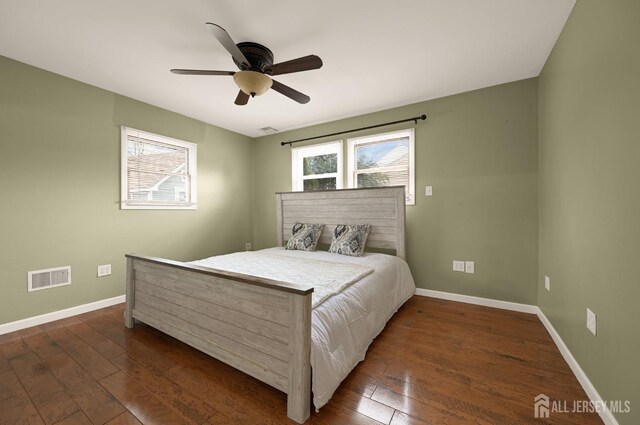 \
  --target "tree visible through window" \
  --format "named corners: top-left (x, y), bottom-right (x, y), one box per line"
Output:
top-left (292, 141), bottom-right (343, 192)
top-left (355, 152), bottom-right (391, 188)
top-left (303, 153), bottom-right (338, 190)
